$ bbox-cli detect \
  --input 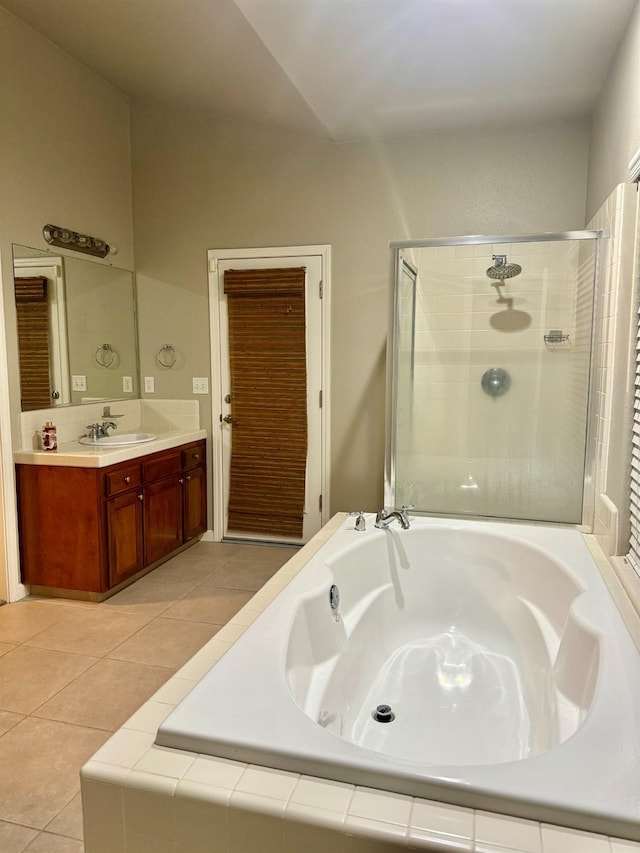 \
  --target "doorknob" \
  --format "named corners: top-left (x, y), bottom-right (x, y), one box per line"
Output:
top-left (221, 414), bottom-right (235, 424)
